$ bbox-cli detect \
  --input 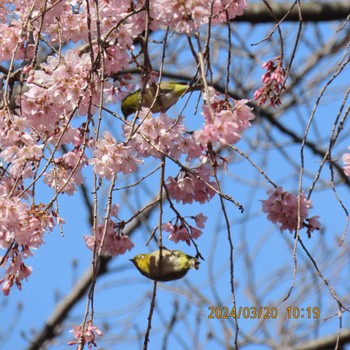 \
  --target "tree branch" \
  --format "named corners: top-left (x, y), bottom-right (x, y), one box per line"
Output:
top-left (285, 328), bottom-right (350, 350)
top-left (236, 2), bottom-right (350, 22)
